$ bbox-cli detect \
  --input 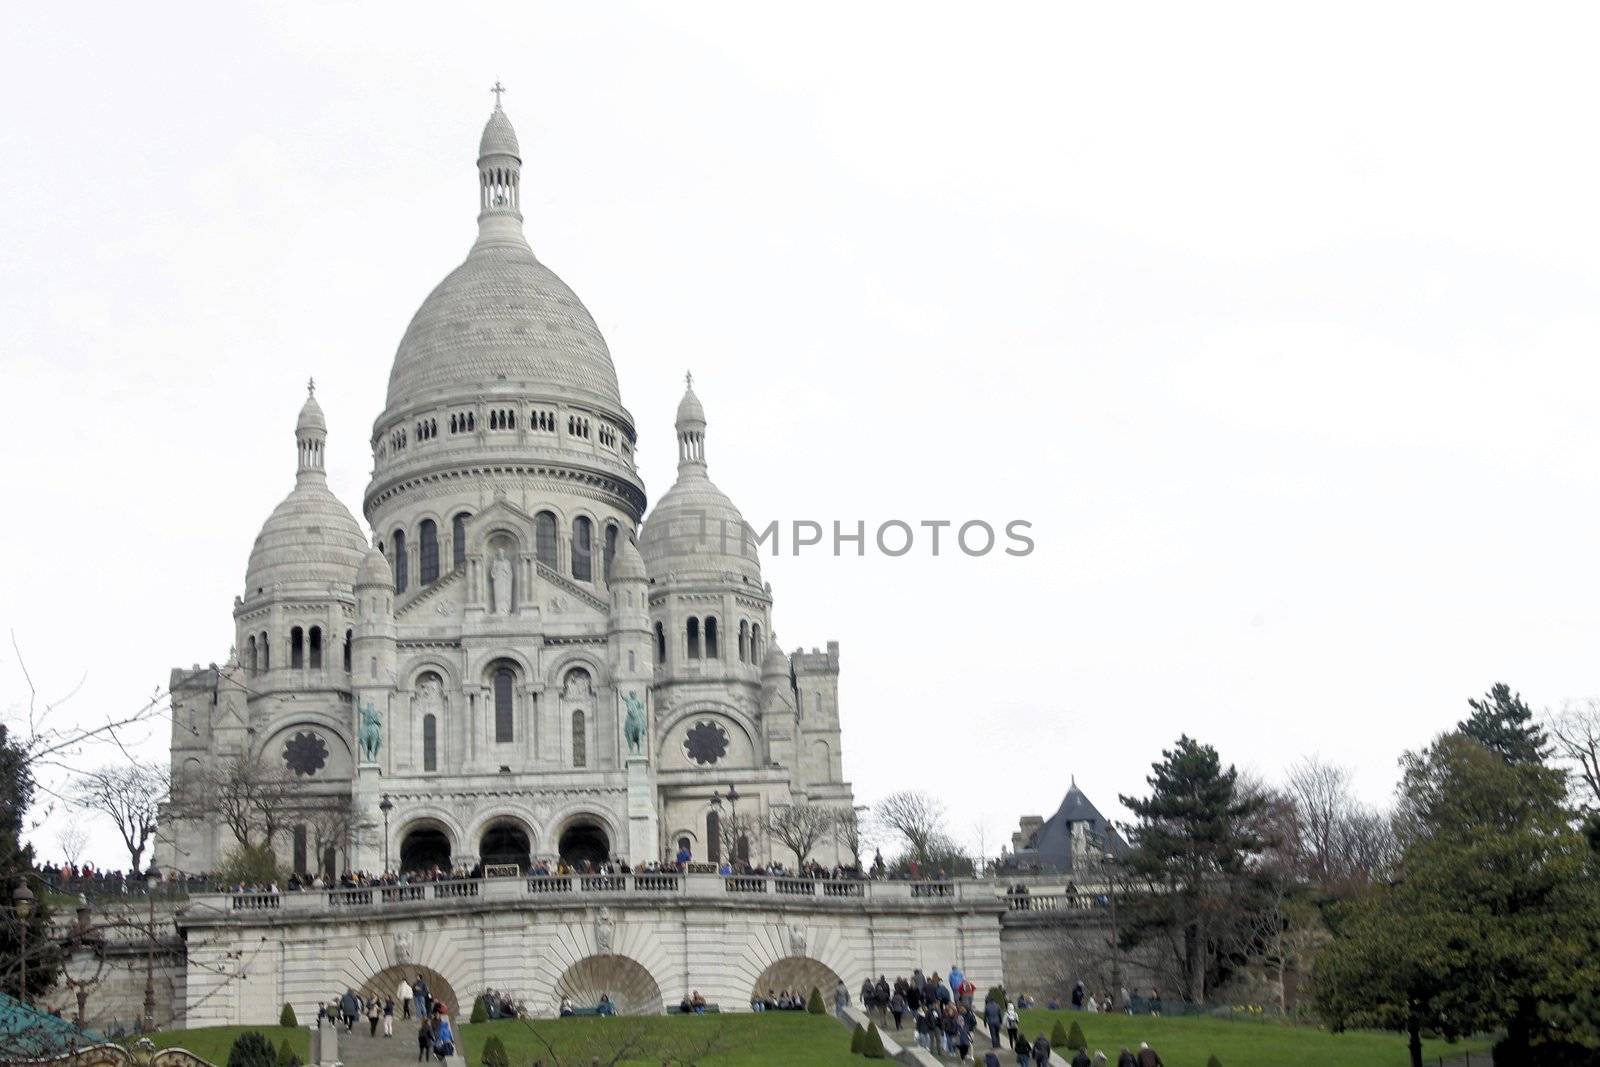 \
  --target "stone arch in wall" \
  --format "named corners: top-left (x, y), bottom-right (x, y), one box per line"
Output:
top-left (751, 956), bottom-right (843, 1005)
top-left (361, 963), bottom-right (461, 1016)
top-left (554, 954), bottom-right (663, 1015)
